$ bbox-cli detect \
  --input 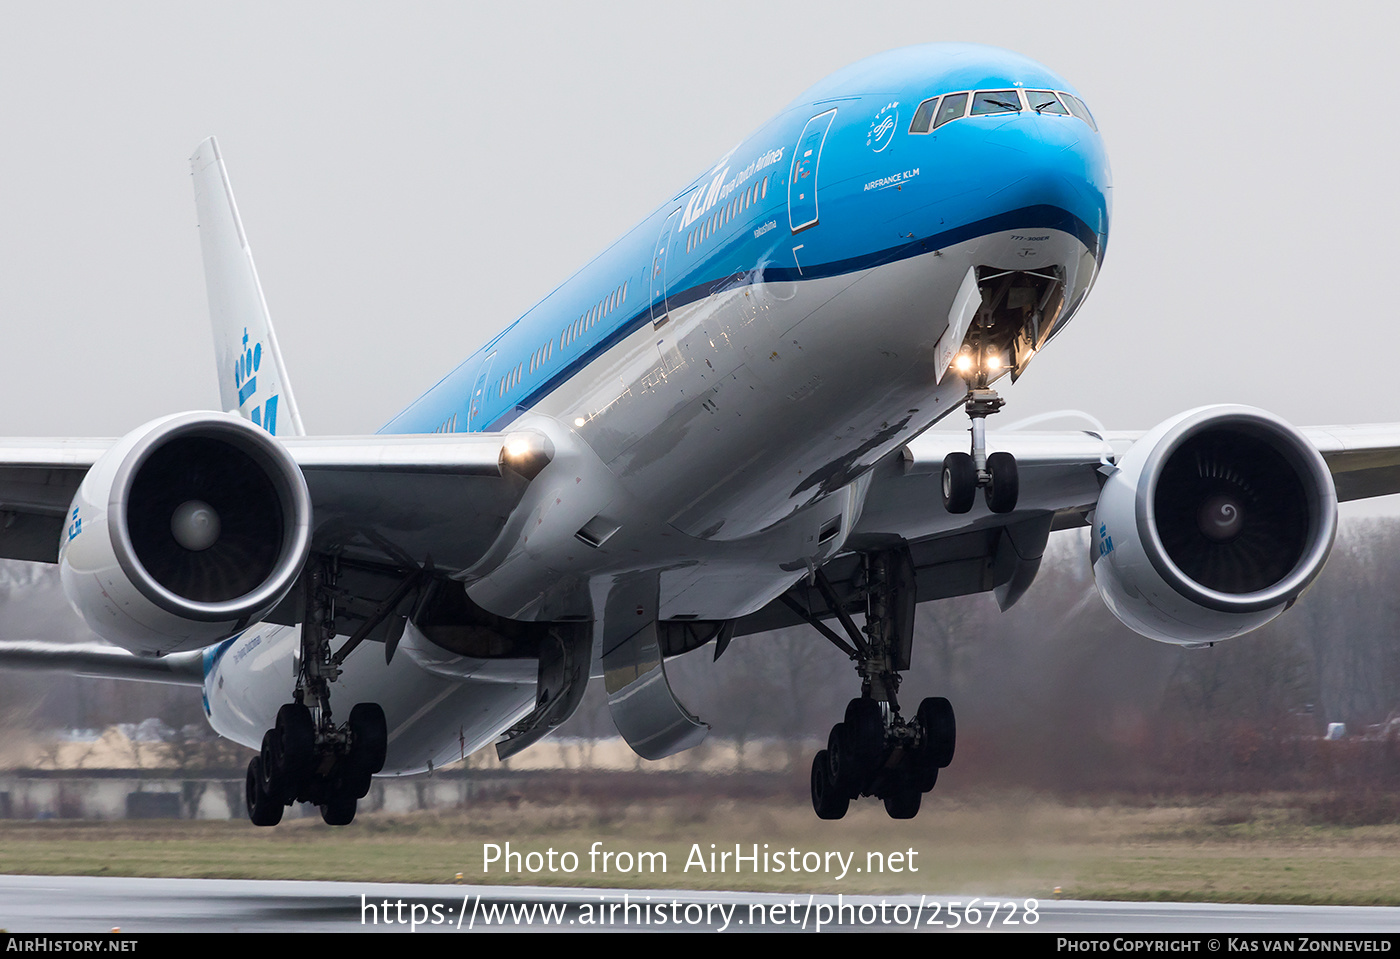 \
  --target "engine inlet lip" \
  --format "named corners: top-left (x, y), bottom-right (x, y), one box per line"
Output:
top-left (108, 412), bottom-right (311, 623)
top-left (1134, 406), bottom-right (1336, 614)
